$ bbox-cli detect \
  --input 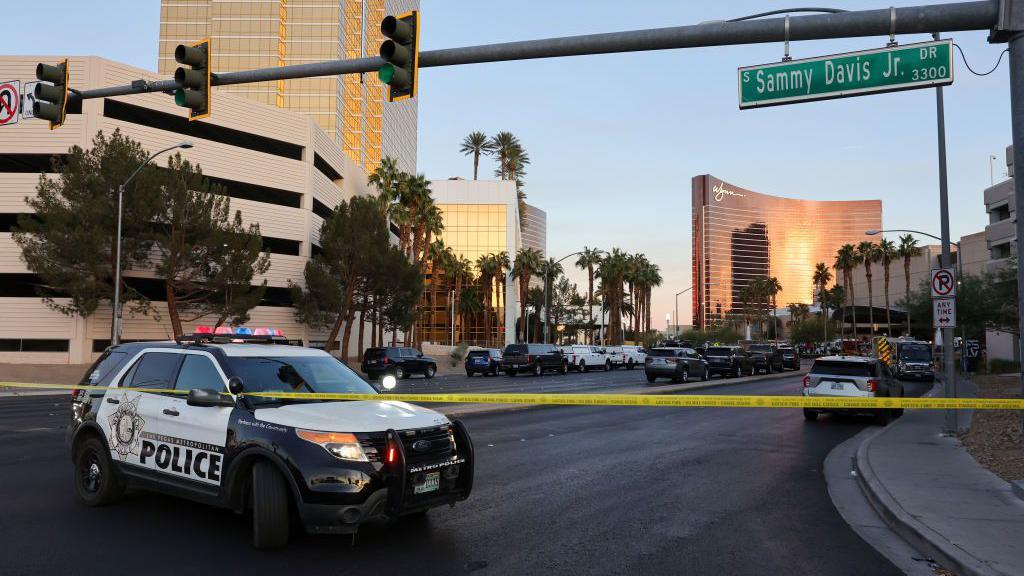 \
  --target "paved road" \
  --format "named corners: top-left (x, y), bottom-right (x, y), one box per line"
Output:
top-left (0, 375), bottom-right (929, 575)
